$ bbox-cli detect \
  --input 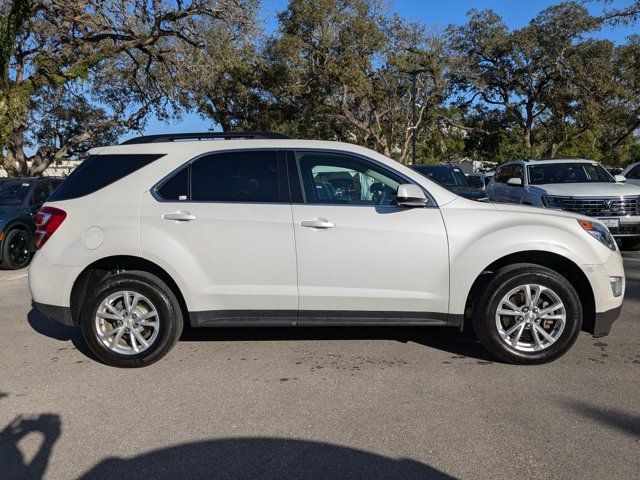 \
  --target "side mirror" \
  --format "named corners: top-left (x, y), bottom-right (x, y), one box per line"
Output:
top-left (396, 184), bottom-right (429, 207)
top-left (614, 175), bottom-right (626, 183)
top-left (506, 177), bottom-right (522, 186)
